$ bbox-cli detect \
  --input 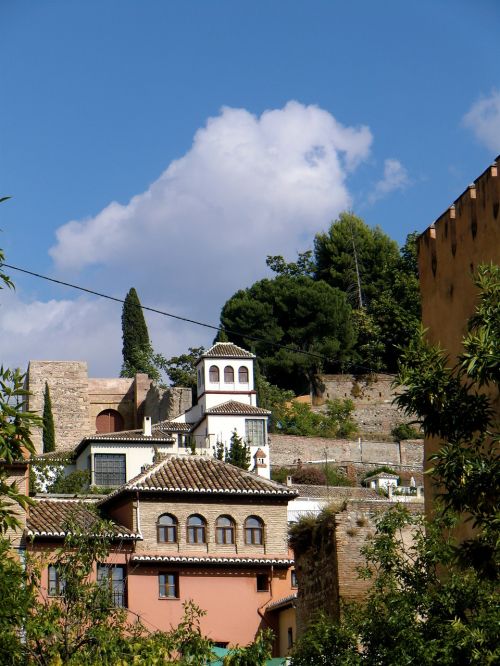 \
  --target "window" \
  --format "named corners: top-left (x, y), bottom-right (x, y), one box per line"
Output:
top-left (159, 572), bottom-right (179, 599)
top-left (97, 565), bottom-right (126, 608)
top-left (287, 627), bottom-right (294, 649)
top-left (245, 419), bottom-right (265, 447)
top-left (157, 514), bottom-right (178, 543)
top-left (187, 515), bottom-right (206, 544)
top-left (245, 516), bottom-right (264, 545)
top-left (95, 409), bottom-right (124, 434)
top-left (94, 453), bottom-right (126, 486)
top-left (48, 565), bottom-right (65, 597)
top-left (216, 515), bottom-right (235, 544)
top-left (224, 365), bottom-right (234, 383)
top-left (238, 366), bottom-right (249, 383)
top-left (291, 570), bottom-right (298, 588)
top-left (256, 573), bottom-right (269, 592)
top-left (209, 365), bottom-right (220, 383)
